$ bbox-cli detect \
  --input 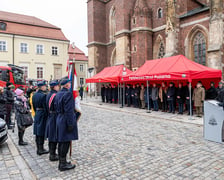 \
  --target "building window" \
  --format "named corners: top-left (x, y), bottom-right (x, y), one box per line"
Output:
top-left (22, 66), bottom-right (28, 79)
top-left (37, 67), bottom-right (43, 79)
top-left (158, 8), bottom-right (163, 18)
top-left (193, 32), bottom-right (206, 66)
top-left (80, 78), bottom-right (84, 85)
top-left (36, 44), bottom-right (44, 54)
top-left (133, 17), bottom-right (136, 25)
top-left (80, 64), bottom-right (84, 72)
top-left (0, 41), bottom-right (6, 51)
top-left (0, 22), bottom-right (7, 31)
top-left (158, 42), bottom-right (165, 59)
top-left (52, 46), bottom-right (58, 55)
top-left (20, 43), bottom-right (28, 53)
